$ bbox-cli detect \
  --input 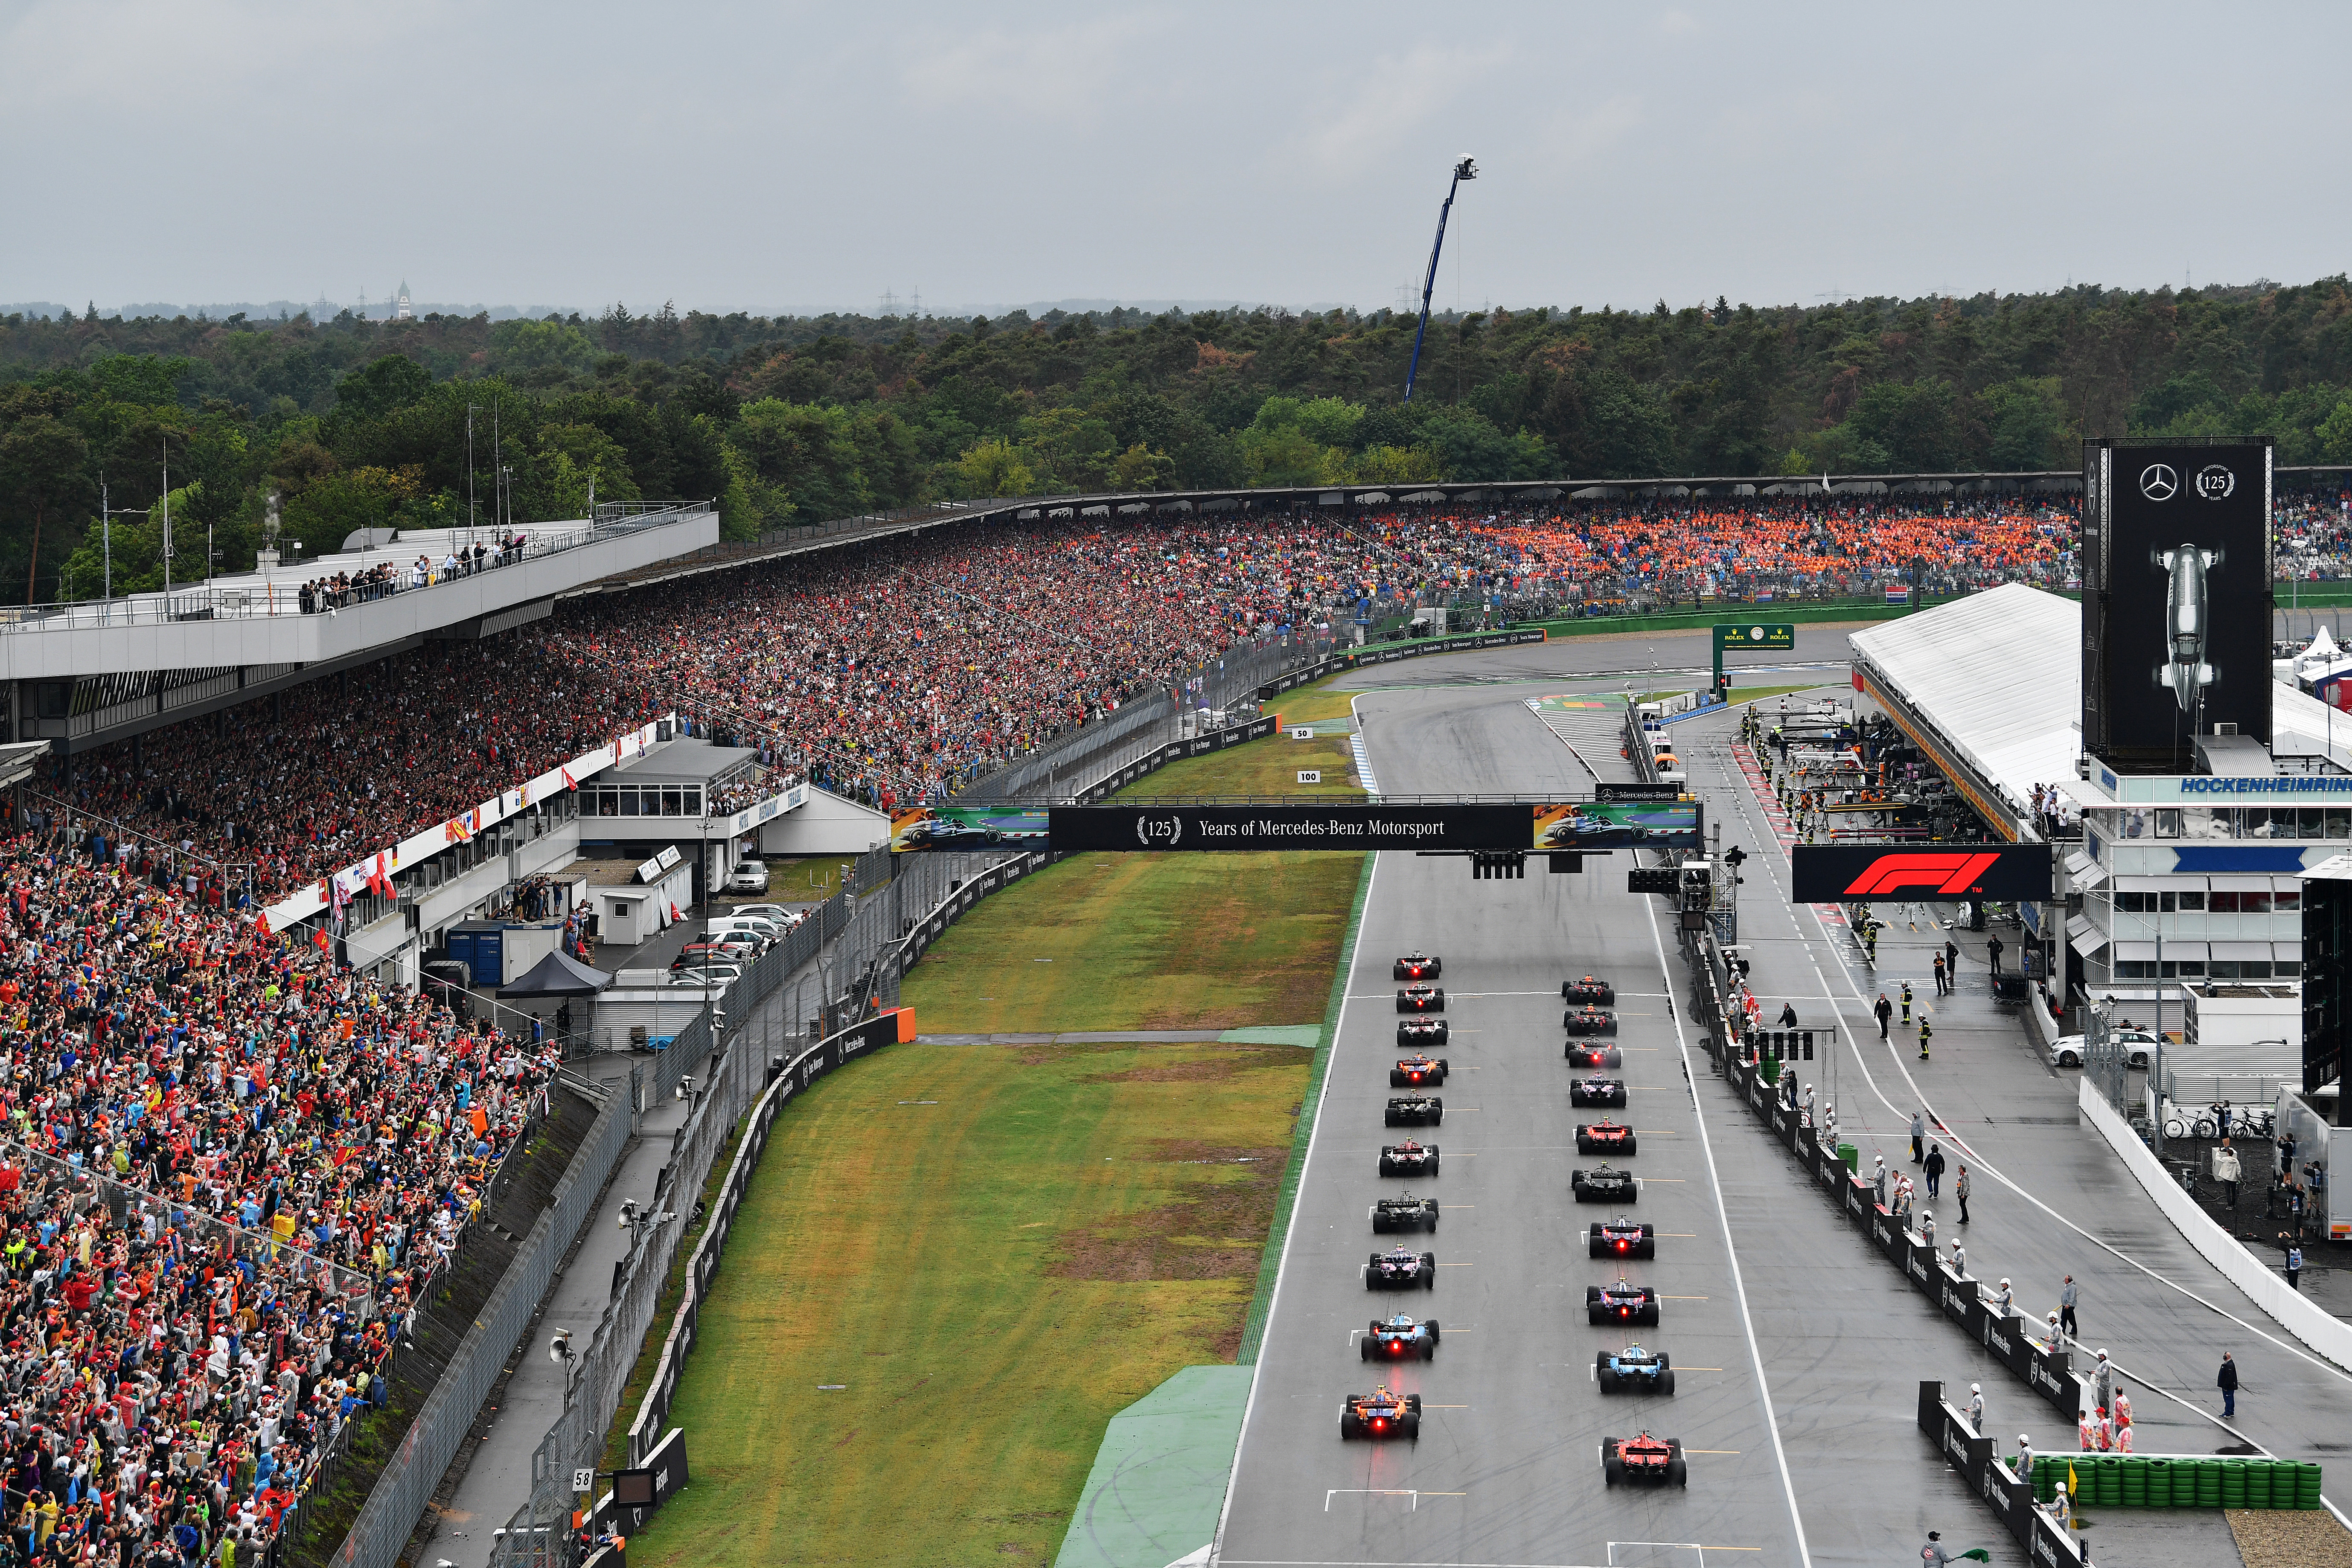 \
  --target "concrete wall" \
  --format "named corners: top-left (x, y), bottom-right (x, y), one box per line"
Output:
top-left (2078, 1078), bottom-right (2352, 1370)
